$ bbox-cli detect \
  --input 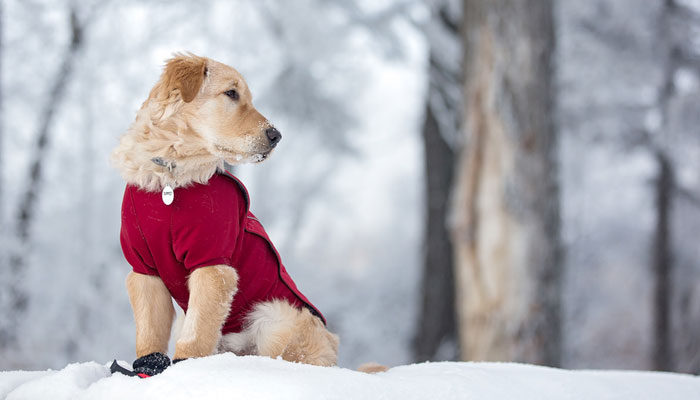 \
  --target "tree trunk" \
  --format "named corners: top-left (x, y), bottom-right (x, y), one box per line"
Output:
top-left (451, 0), bottom-right (561, 365)
top-left (415, 101), bottom-right (457, 361)
top-left (653, 152), bottom-right (673, 371)
top-left (413, 0), bottom-right (461, 362)
top-left (652, 0), bottom-right (679, 372)
top-left (0, 1), bottom-right (3, 231)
